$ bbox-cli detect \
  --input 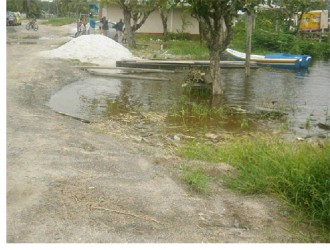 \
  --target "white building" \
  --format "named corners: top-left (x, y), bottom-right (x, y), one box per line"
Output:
top-left (99, 2), bottom-right (200, 35)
